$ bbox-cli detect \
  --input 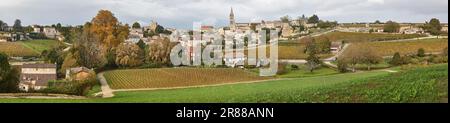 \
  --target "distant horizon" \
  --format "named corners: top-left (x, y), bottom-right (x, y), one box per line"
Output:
top-left (0, 0), bottom-right (448, 29)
